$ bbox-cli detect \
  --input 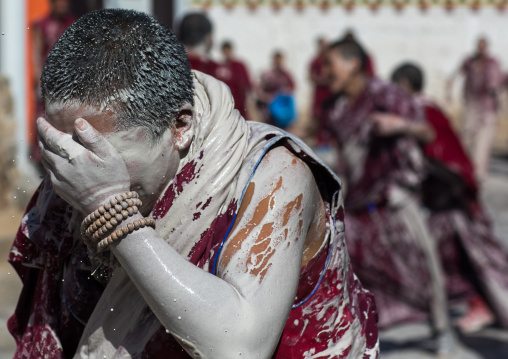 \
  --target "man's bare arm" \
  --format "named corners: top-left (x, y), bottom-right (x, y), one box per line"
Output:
top-left (108, 147), bottom-right (319, 358)
top-left (38, 116), bottom-right (321, 358)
